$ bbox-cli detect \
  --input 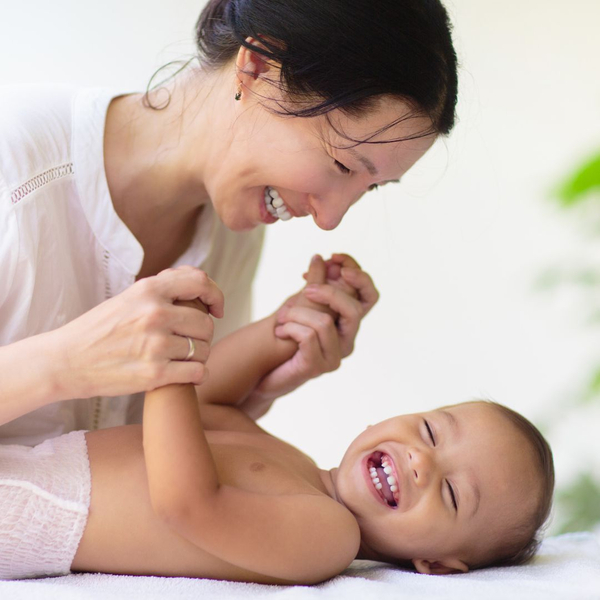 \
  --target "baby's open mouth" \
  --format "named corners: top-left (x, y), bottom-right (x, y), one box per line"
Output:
top-left (367, 451), bottom-right (399, 508)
